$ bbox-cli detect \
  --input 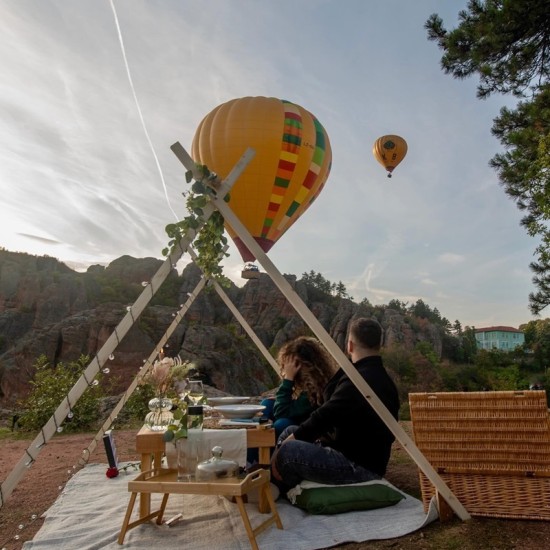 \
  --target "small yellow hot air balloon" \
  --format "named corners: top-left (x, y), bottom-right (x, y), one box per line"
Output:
top-left (192, 96), bottom-right (332, 264)
top-left (373, 135), bottom-right (407, 178)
